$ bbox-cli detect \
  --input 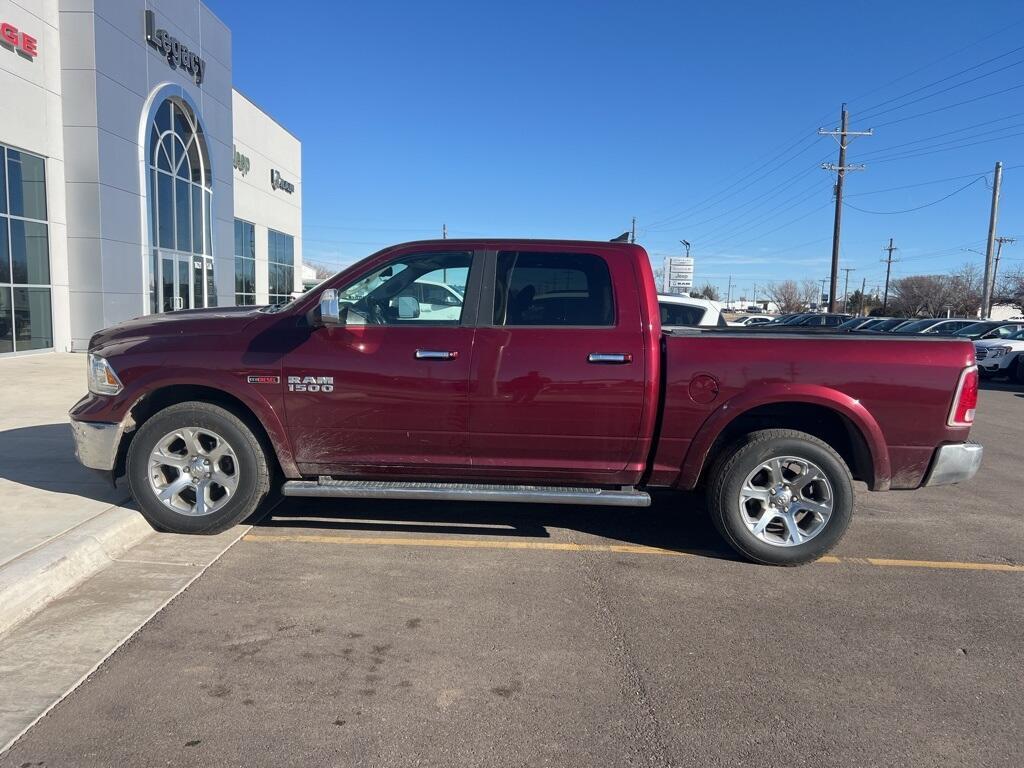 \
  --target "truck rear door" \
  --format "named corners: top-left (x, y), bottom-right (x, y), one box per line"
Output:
top-left (468, 248), bottom-right (649, 482)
